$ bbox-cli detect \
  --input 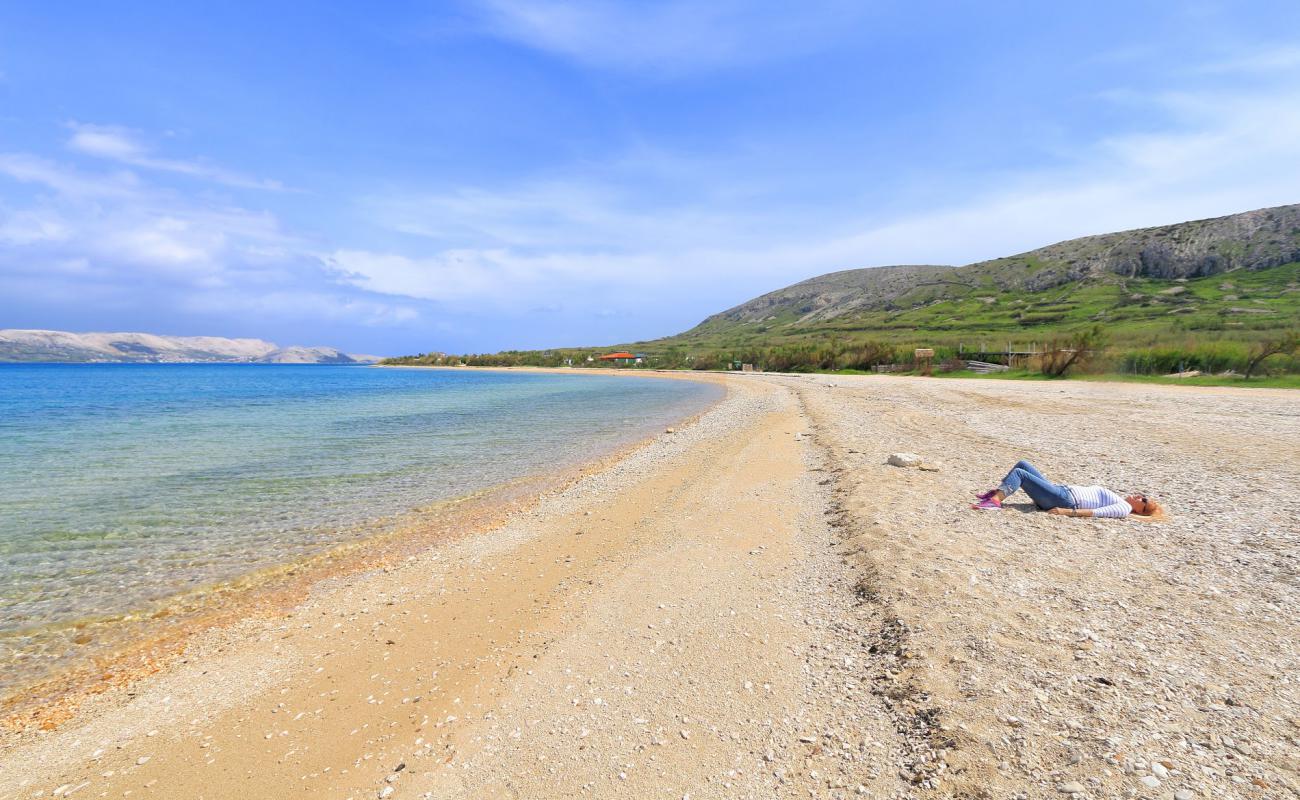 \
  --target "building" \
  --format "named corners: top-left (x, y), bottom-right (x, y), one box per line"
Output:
top-left (598, 352), bottom-right (643, 365)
